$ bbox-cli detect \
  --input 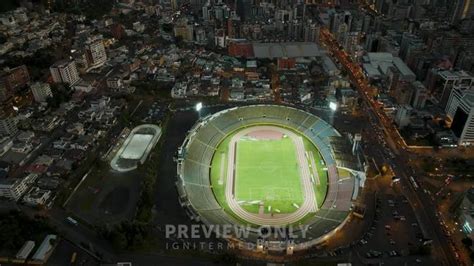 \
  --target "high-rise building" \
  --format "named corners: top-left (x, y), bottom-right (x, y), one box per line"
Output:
top-left (0, 173), bottom-right (38, 201)
top-left (85, 40), bottom-right (107, 69)
top-left (399, 32), bottom-right (424, 61)
top-left (30, 82), bottom-right (53, 103)
top-left (330, 11), bottom-right (352, 44)
top-left (303, 21), bottom-right (320, 43)
top-left (449, 0), bottom-right (474, 23)
top-left (173, 17), bottom-right (195, 42)
top-left (410, 81), bottom-right (429, 109)
top-left (0, 115), bottom-right (18, 137)
top-left (202, 3), bottom-right (210, 21)
top-left (447, 88), bottom-right (474, 145)
top-left (435, 70), bottom-right (474, 109)
top-left (395, 105), bottom-right (413, 129)
top-left (0, 65), bottom-right (30, 102)
top-left (50, 60), bottom-right (80, 85)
